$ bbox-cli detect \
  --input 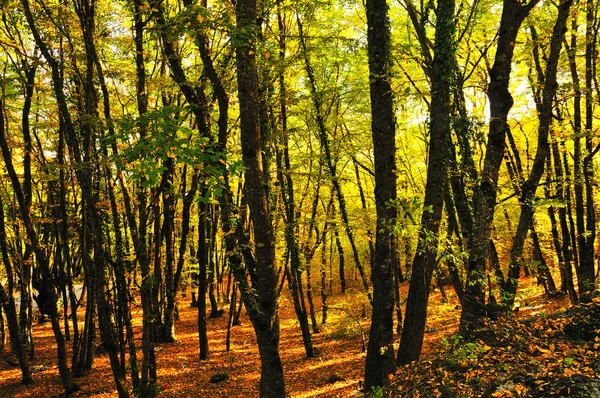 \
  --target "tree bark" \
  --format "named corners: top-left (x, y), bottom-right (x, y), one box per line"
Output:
top-left (0, 196), bottom-right (32, 384)
top-left (0, 96), bottom-right (77, 394)
top-left (364, 0), bottom-right (398, 389)
top-left (198, 193), bottom-right (210, 360)
top-left (460, 0), bottom-right (540, 333)
top-left (397, 0), bottom-right (454, 364)
top-left (235, 0), bottom-right (286, 395)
